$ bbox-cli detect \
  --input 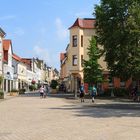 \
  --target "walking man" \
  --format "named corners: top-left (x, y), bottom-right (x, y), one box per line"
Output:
top-left (79, 83), bottom-right (85, 102)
